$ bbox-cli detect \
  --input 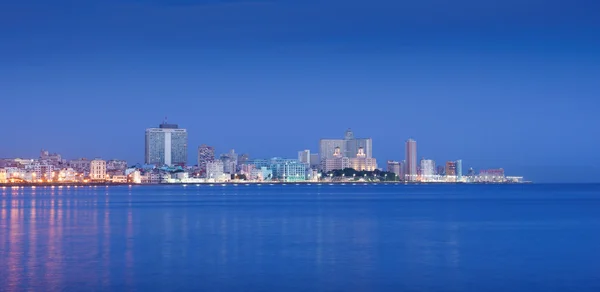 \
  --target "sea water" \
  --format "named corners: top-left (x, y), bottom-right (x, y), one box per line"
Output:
top-left (1, 184), bottom-right (599, 291)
